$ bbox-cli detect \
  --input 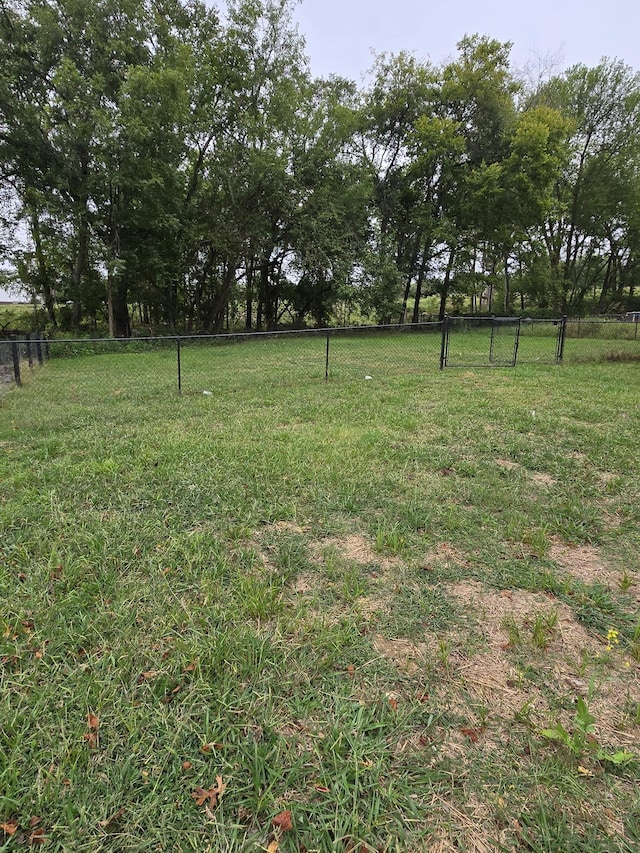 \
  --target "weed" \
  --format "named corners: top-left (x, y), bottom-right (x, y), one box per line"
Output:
top-left (436, 637), bottom-right (453, 675)
top-left (502, 614), bottom-right (521, 647)
top-left (374, 521), bottom-right (406, 555)
top-left (540, 697), bottom-right (635, 766)
top-left (531, 610), bottom-right (558, 649)
top-left (619, 568), bottom-right (635, 592)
